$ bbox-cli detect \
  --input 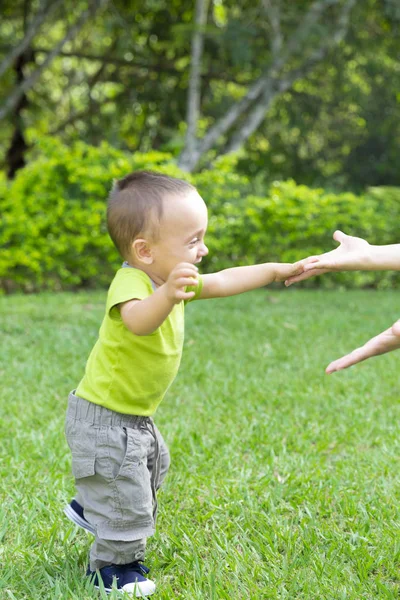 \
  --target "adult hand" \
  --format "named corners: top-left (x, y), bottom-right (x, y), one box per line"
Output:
top-left (285, 230), bottom-right (371, 286)
top-left (326, 319), bottom-right (400, 373)
top-left (274, 260), bottom-right (305, 282)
